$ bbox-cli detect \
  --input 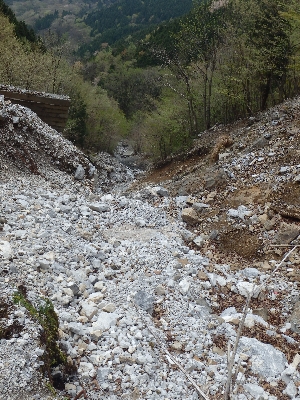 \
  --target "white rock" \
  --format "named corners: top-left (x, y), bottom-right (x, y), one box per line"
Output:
top-left (92, 312), bottom-right (119, 332)
top-left (63, 288), bottom-right (74, 297)
top-left (90, 330), bottom-right (103, 341)
top-left (244, 383), bottom-right (268, 399)
top-left (89, 164), bottom-right (96, 177)
top-left (80, 301), bottom-right (98, 320)
top-left (88, 203), bottom-right (110, 213)
top-left (291, 353), bottom-right (300, 369)
top-left (136, 218), bottom-right (146, 227)
top-left (60, 312), bottom-right (74, 322)
top-left (78, 362), bottom-right (96, 378)
top-left (207, 273), bottom-right (217, 286)
top-left (65, 383), bottom-right (76, 391)
top-left (84, 244), bottom-right (98, 256)
top-left (283, 381), bottom-right (297, 398)
top-left (102, 303), bottom-right (116, 313)
top-left (17, 199), bottom-right (29, 208)
top-left (75, 164), bottom-right (85, 180)
top-left (282, 365), bottom-right (296, 376)
top-left (179, 278), bottom-right (190, 294)
top-left (94, 281), bottom-right (105, 292)
top-left (227, 205), bottom-right (252, 220)
top-left (221, 307), bottom-right (237, 317)
top-left (238, 337), bottom-right (287, 378)
top-left (237, 281), bottom-right (260, 298)
top-left (193, 235), bottom-right (205, 248)
top-left (43, 251), bottom-right (55, 261)
top-left (216, 276), bottom-right (227, 287)
top-left (134, 331), bottom-right (143, 340)
top-left (68, 322), bottom-right (85, 336)
top-left (0, 241), bottom-right (12, 259)
top-left (128, 346), bottom-right (136, 354)
top-left (88, 292), bottom-right (104, 303)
